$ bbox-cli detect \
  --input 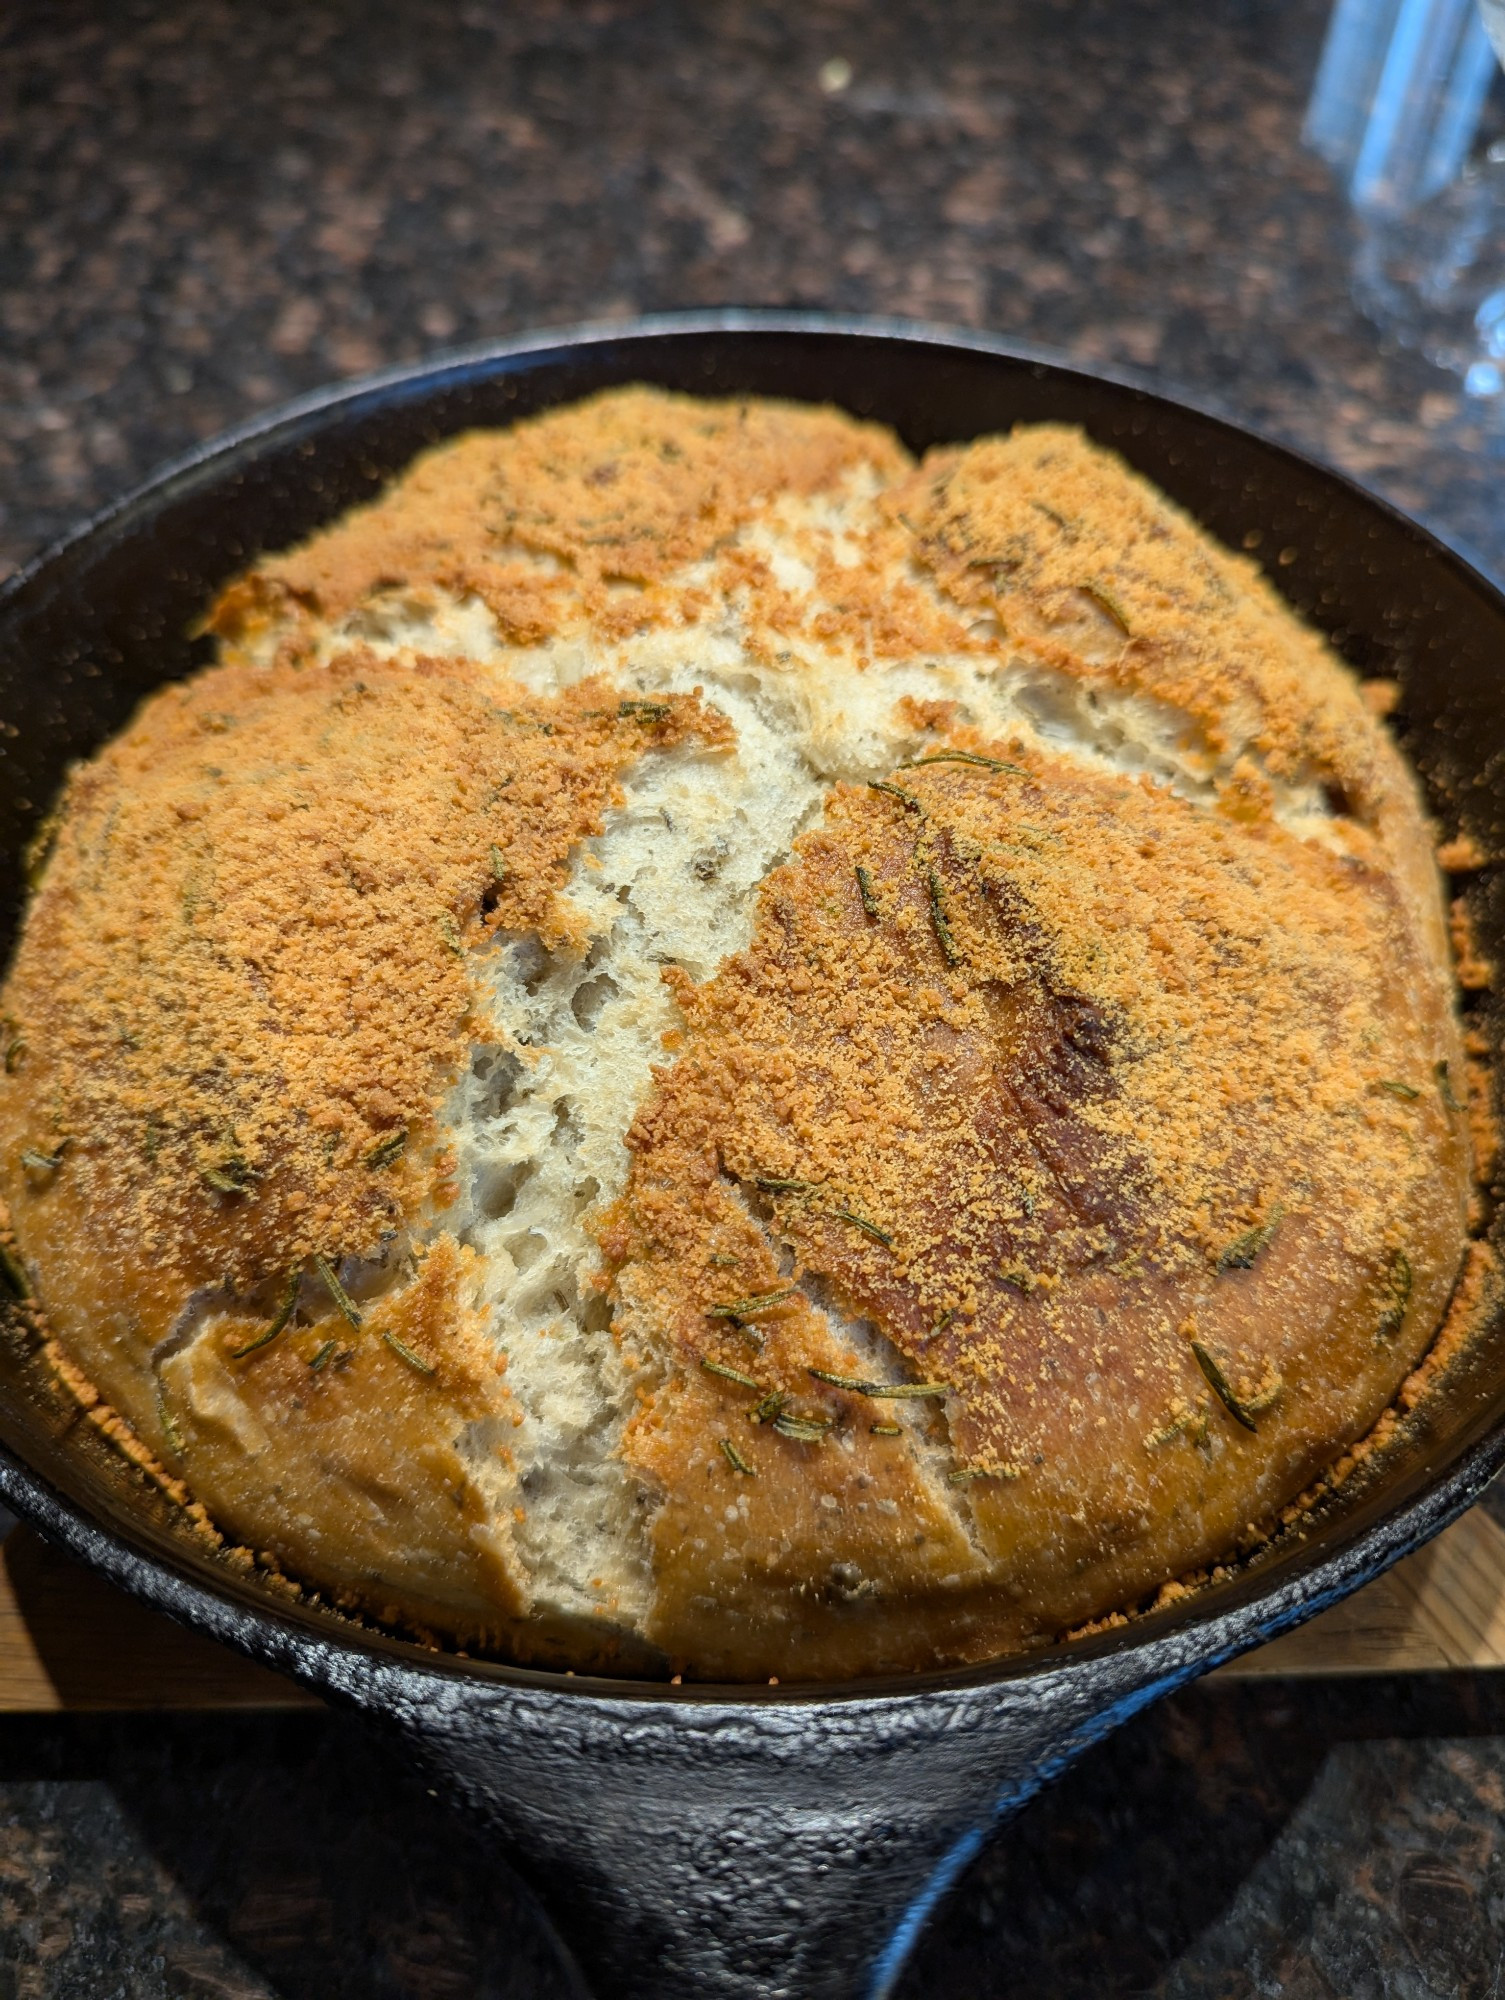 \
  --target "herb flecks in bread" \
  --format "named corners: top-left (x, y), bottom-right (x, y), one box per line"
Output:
top-left (0, 387), bottom-right (1473, 1680)
top-left (602, 749), bottom-right (1466, 1673)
